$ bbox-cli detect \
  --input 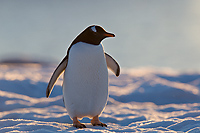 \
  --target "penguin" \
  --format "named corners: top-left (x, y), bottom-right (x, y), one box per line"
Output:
top-left (46, 25), bottom-right (120, 128)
